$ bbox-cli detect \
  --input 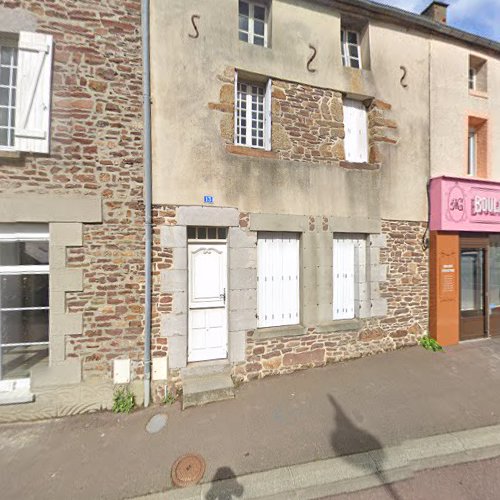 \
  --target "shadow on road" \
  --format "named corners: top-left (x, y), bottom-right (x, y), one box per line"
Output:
top-left (328, 394), bottom-right (402, 500)
top-left (205, 466), bottom-right (244, 500)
